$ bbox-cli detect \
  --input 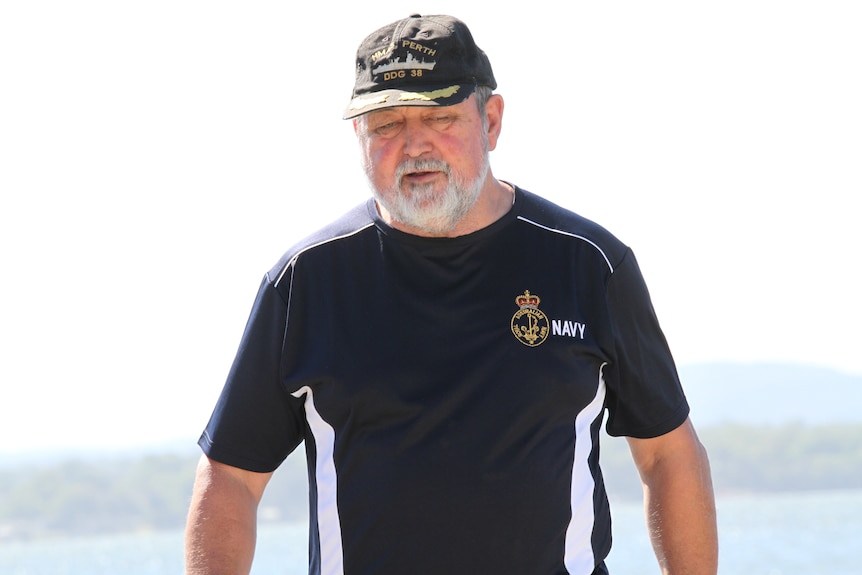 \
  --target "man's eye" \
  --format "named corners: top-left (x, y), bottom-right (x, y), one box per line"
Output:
top-left (426, 115), bottom-right (454, 130)
top-left (373, 121), bottom-right (403, 137)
